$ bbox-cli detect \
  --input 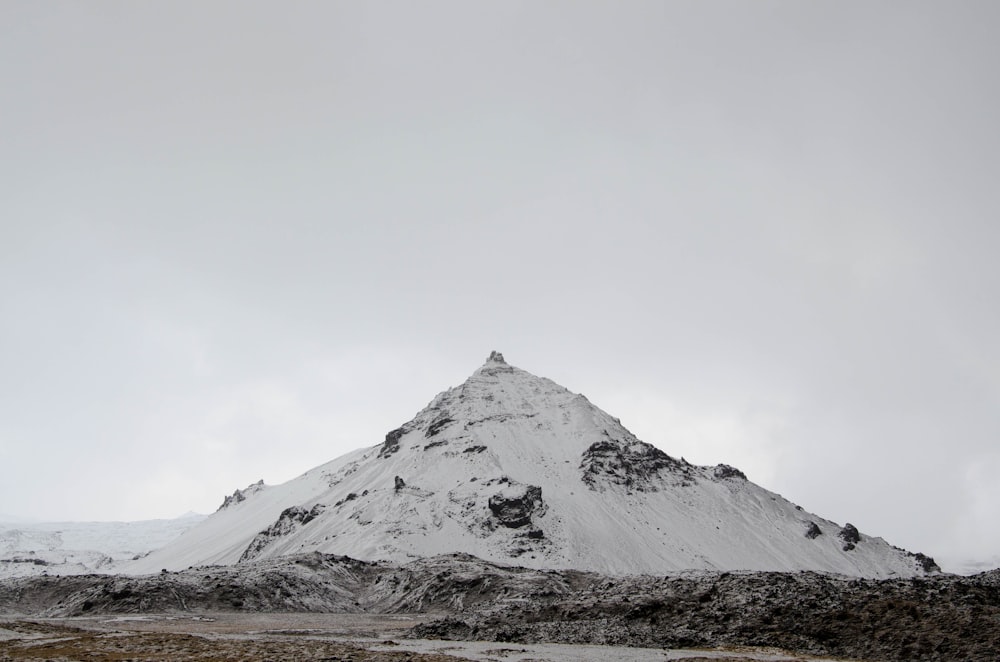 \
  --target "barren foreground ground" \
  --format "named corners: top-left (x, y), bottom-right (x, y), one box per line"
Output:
top-left (0, 613), bottom-right (843, 661)
top-left (4, 556), bottom-right (997, 660)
